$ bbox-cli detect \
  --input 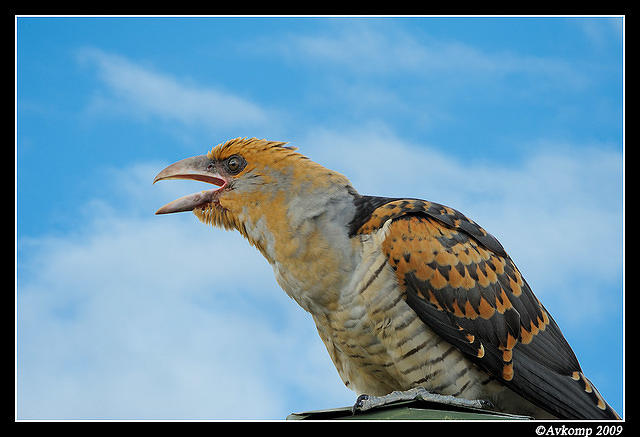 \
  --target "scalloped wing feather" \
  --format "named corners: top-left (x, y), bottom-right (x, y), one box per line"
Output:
top-left (353, 196), bottom-right (619, 420)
